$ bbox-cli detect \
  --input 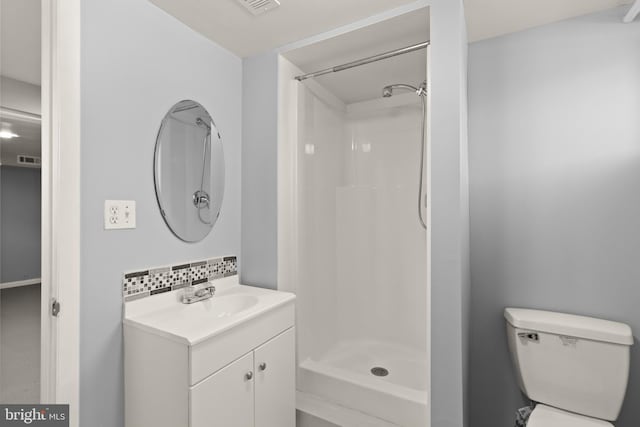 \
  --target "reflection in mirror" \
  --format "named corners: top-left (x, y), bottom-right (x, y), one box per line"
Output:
top-left (0, 106), bottom-right (42, 403)
top-left (154, 100), bottom-right (224, 242)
